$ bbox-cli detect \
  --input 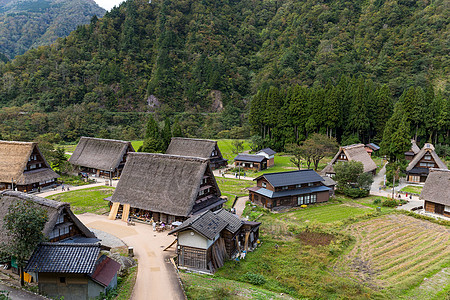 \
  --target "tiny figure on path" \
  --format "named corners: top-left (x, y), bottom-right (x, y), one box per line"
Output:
top-left (62, 184), bottom-right (65, 191)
